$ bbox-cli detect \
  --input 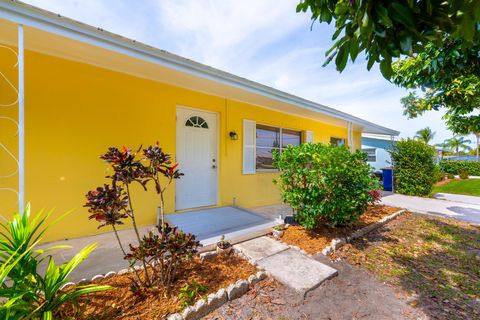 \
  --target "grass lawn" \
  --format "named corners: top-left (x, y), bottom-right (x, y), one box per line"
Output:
top-left (332, 212), bottom-right (480, 320)
top-left (432, 178), bottom-right (480, 196)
